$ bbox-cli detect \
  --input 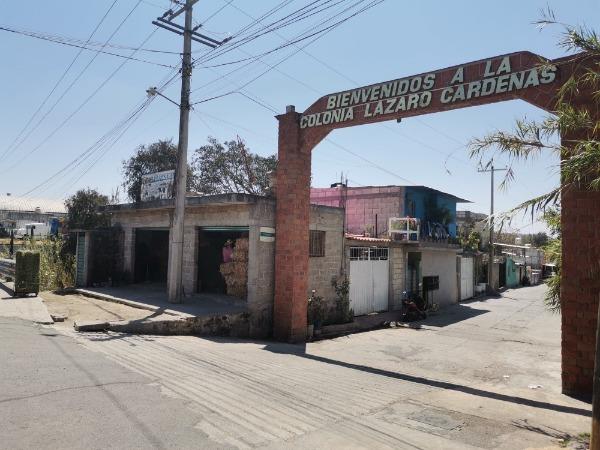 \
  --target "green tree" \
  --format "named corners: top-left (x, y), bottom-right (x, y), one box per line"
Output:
top-left (523, 232), bottom-right (549, 248)
top-left (192, 136), bottom-right (277, 195)
top-left (122, 139), bottom-right (194, 202)
top-left (65, 188), bottom-right (110, 230)
top-left (461, 230), bottom-right (481, 252)
top-left (469, 19), bottom-right (600, 311)
top-left (542, 208), bottom-right (561, 312)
